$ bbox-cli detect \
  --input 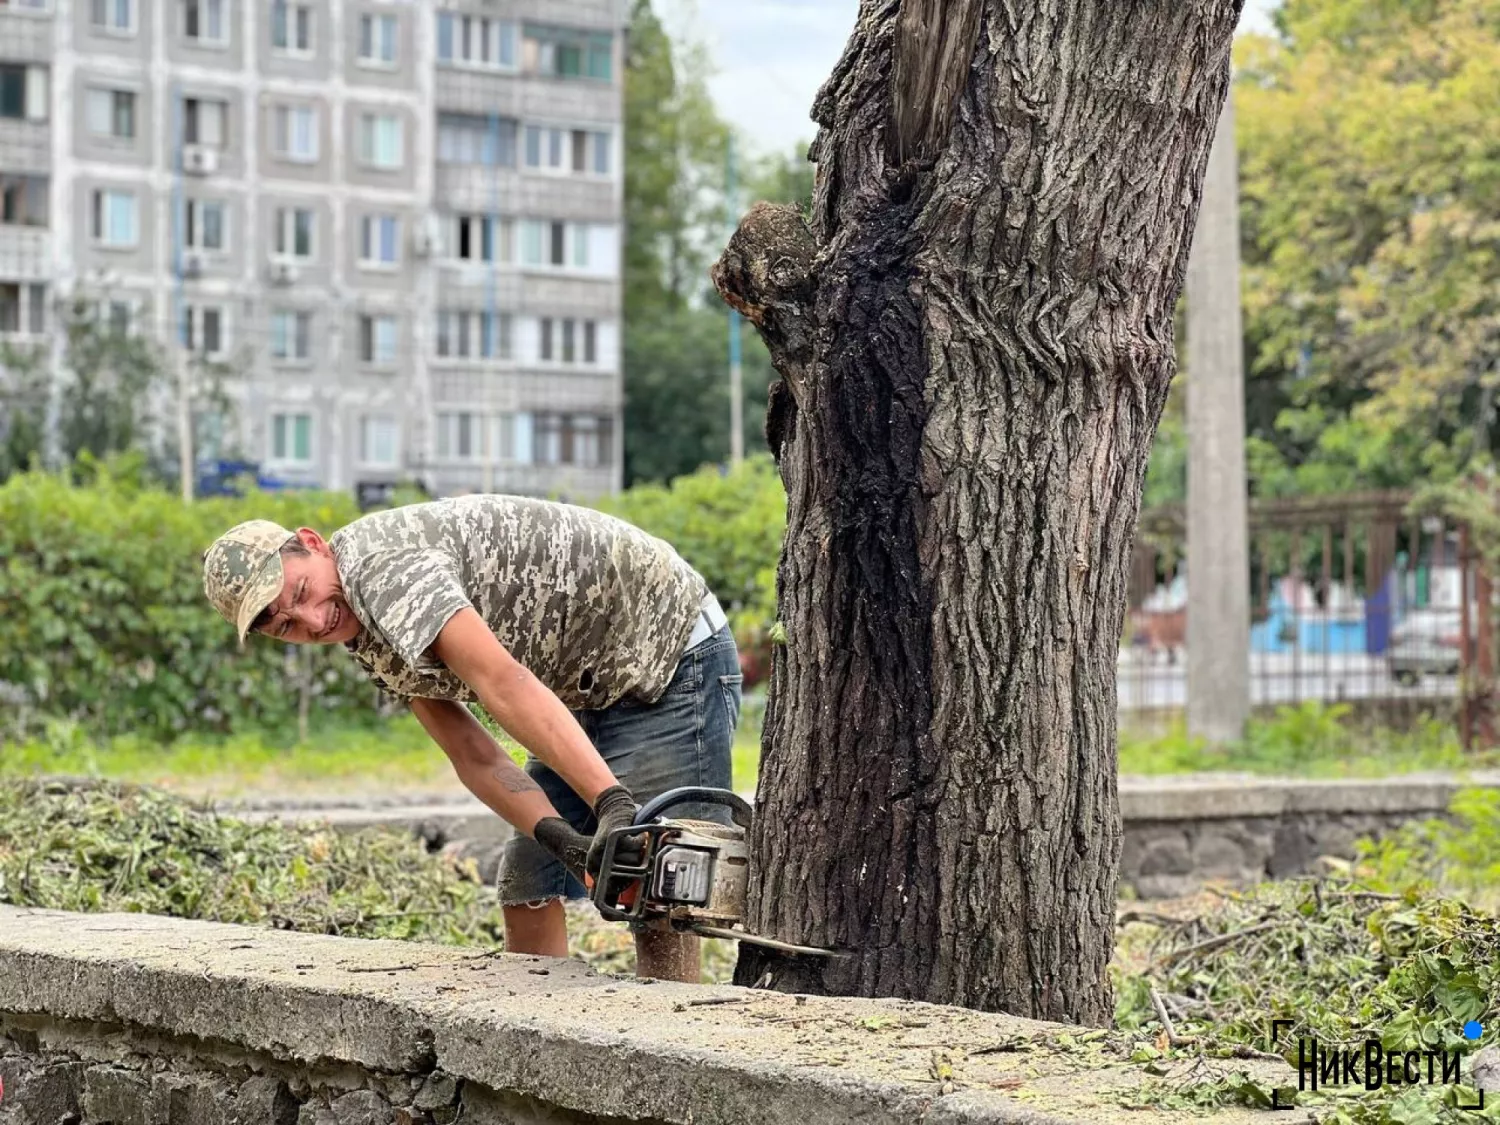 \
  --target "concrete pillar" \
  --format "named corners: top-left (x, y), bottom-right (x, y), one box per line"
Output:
top-left (1186, 93), bottom-right (1251, 744)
